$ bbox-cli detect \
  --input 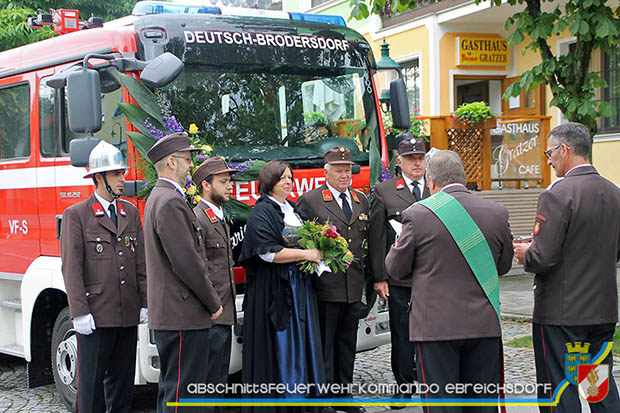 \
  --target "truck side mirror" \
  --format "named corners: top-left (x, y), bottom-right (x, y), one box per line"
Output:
top-left (140, 52), bottom-right (184, 88)
top-left (390, 78), bottom-right (410, 131)
top-left (66, 68), bottom-right (102, 134)
top-left (69, 137), bottom-right (101, 167)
